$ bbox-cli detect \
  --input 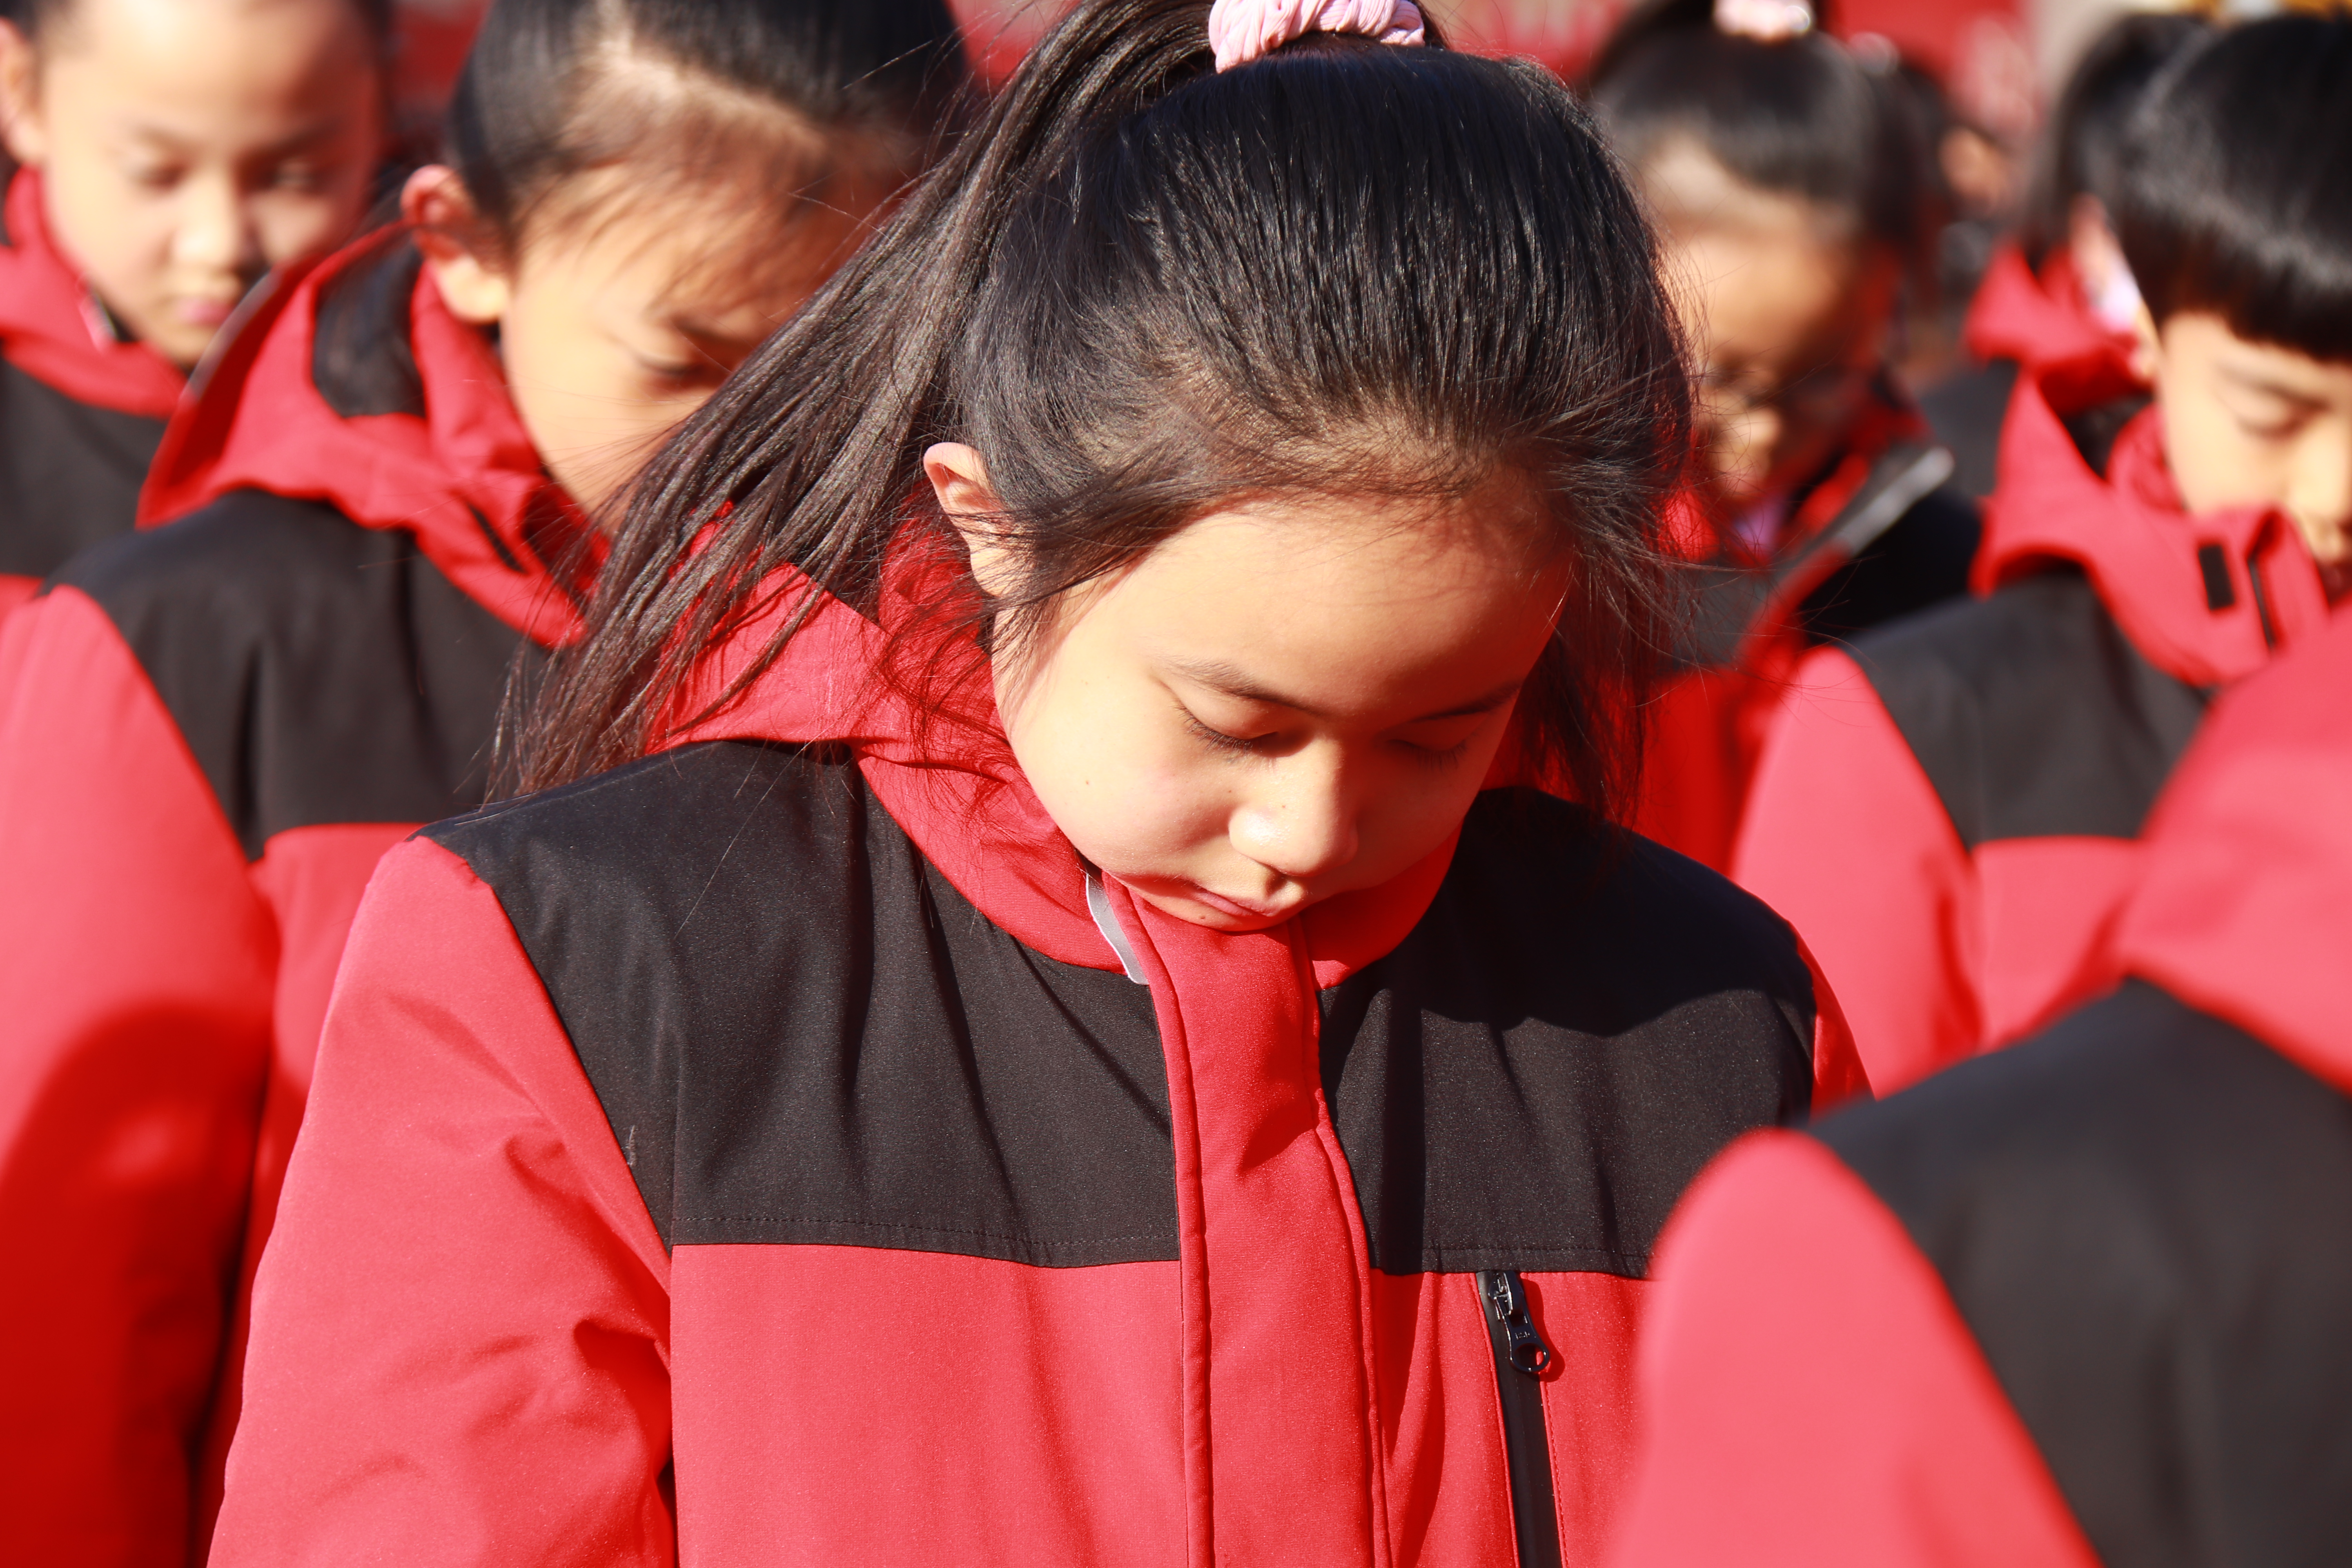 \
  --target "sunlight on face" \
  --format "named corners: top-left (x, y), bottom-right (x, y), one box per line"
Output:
top-left (0, 0), bottom-right (384, 367)
top-left (492, 180), bottom-right (875, 517)
top-left (1642, 138), bottom-right (1895, 512)
top-left (2143, 311), bottom-right (2352, 595)
top-left (964, 483), bottom-right (1565, 934)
